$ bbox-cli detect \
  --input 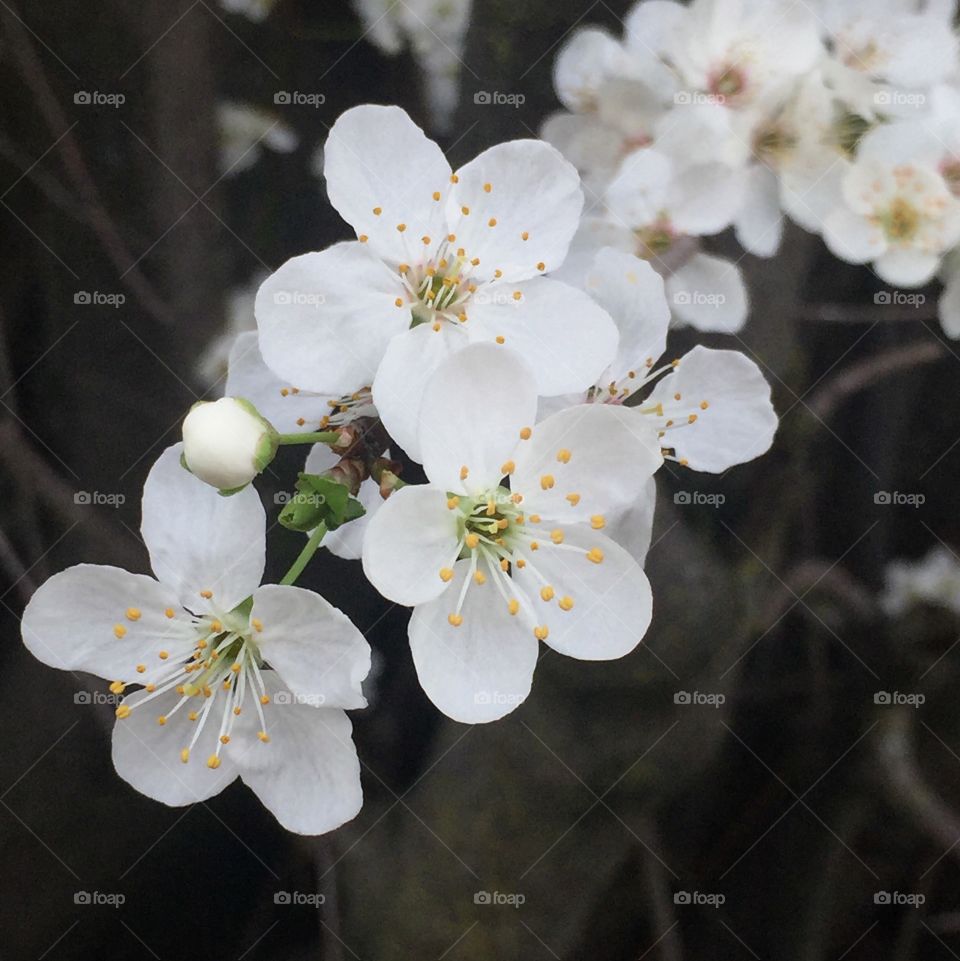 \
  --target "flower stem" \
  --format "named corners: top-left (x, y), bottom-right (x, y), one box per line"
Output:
top-left (276, 431), bottom-right (341, 446)
top-left (280, 522), bottom-right (327, 586)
